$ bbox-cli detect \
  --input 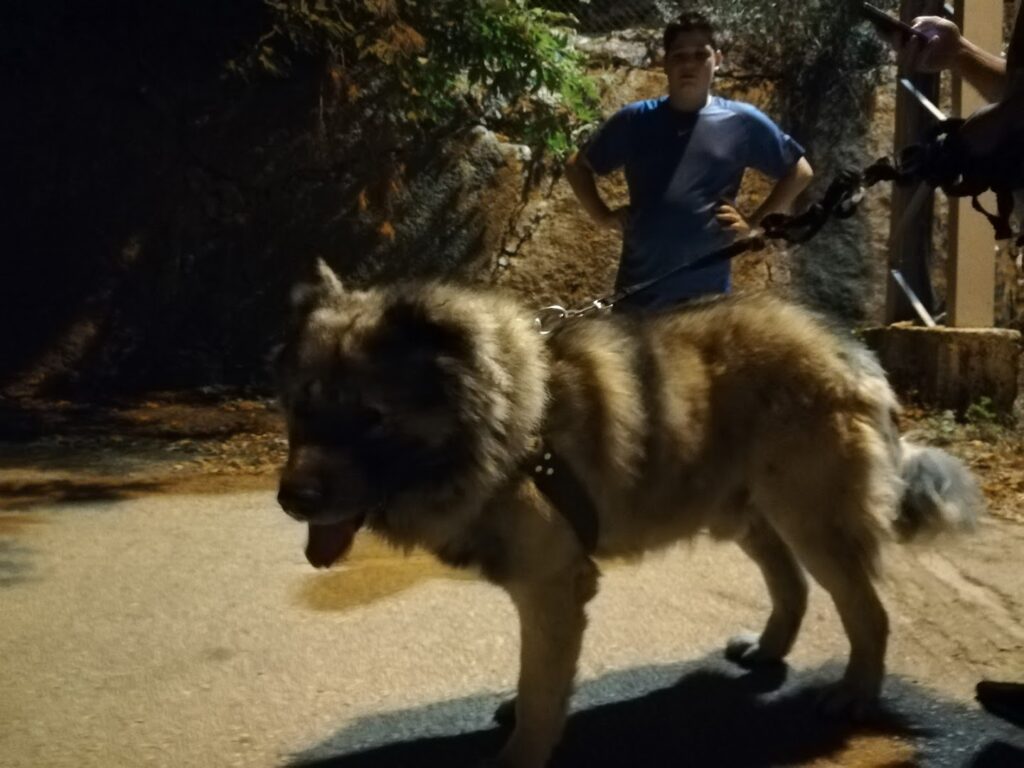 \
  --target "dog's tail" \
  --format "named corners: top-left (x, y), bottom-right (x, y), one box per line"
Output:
top-left (892, 440), bottom-right (985, 541)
